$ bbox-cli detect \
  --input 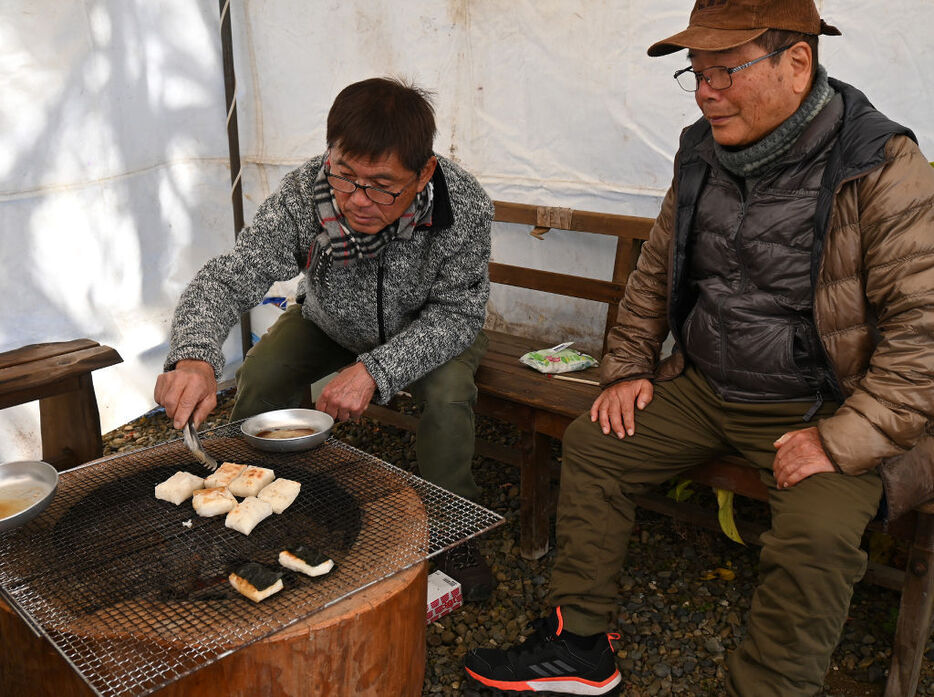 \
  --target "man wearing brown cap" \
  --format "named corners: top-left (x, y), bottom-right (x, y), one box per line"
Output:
top-left (465, 1), bottom-right (934, 695)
